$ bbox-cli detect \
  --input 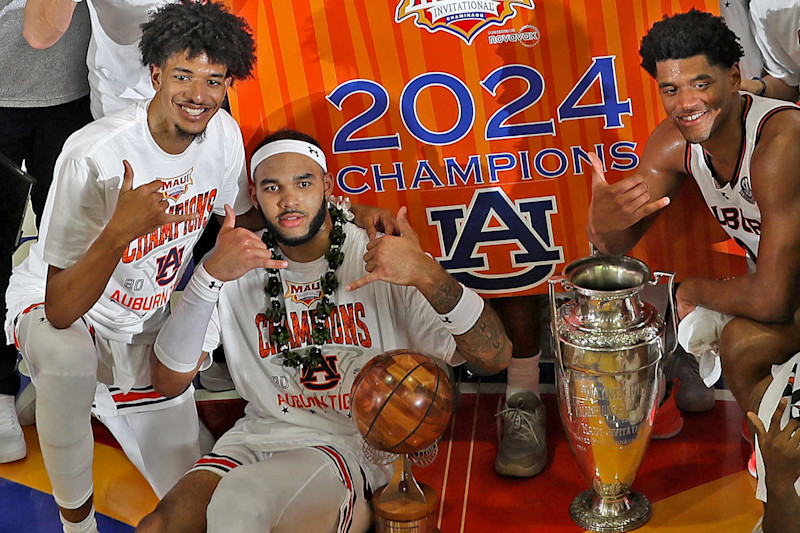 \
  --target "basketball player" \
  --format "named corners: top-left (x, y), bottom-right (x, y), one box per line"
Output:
top-left (3, 3), bottom-right (268, 532)
top-left (586, 10), bottom-right (800, 528)
top-left (134, 129), bottom-right (512, 533)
